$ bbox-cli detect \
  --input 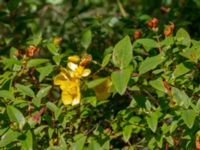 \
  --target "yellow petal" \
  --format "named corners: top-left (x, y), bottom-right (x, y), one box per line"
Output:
top-left (68, 62), bottom-right (78, 71)
top-left (82, 69), bottom-right (91, 77)
top-left (61, 91), bottom-right (73, 105)
top-left (72, 90), bottom-right (81, 105)
top-left (68, 55), bottom-right (80, 63)
top-left (54, 72), bottom-right (69, 85)
top-left (74, 66), bottom-right (84, 78)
